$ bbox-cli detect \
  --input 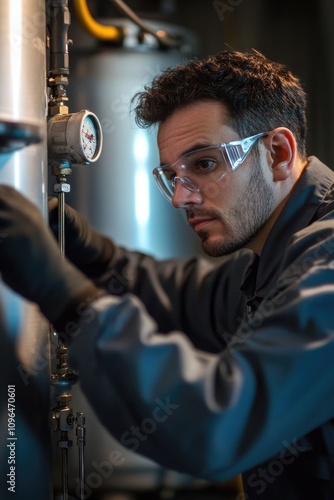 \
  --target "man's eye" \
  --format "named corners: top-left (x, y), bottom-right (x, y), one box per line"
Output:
top-left (196, 159), bottom-right (216, 171)
top-left (164, 169), bottom-right (176, 181)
